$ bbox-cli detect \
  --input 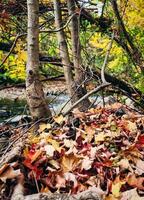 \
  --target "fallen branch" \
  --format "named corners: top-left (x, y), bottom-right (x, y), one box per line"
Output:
top-left (63, 82), bottom-right (111, 116)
